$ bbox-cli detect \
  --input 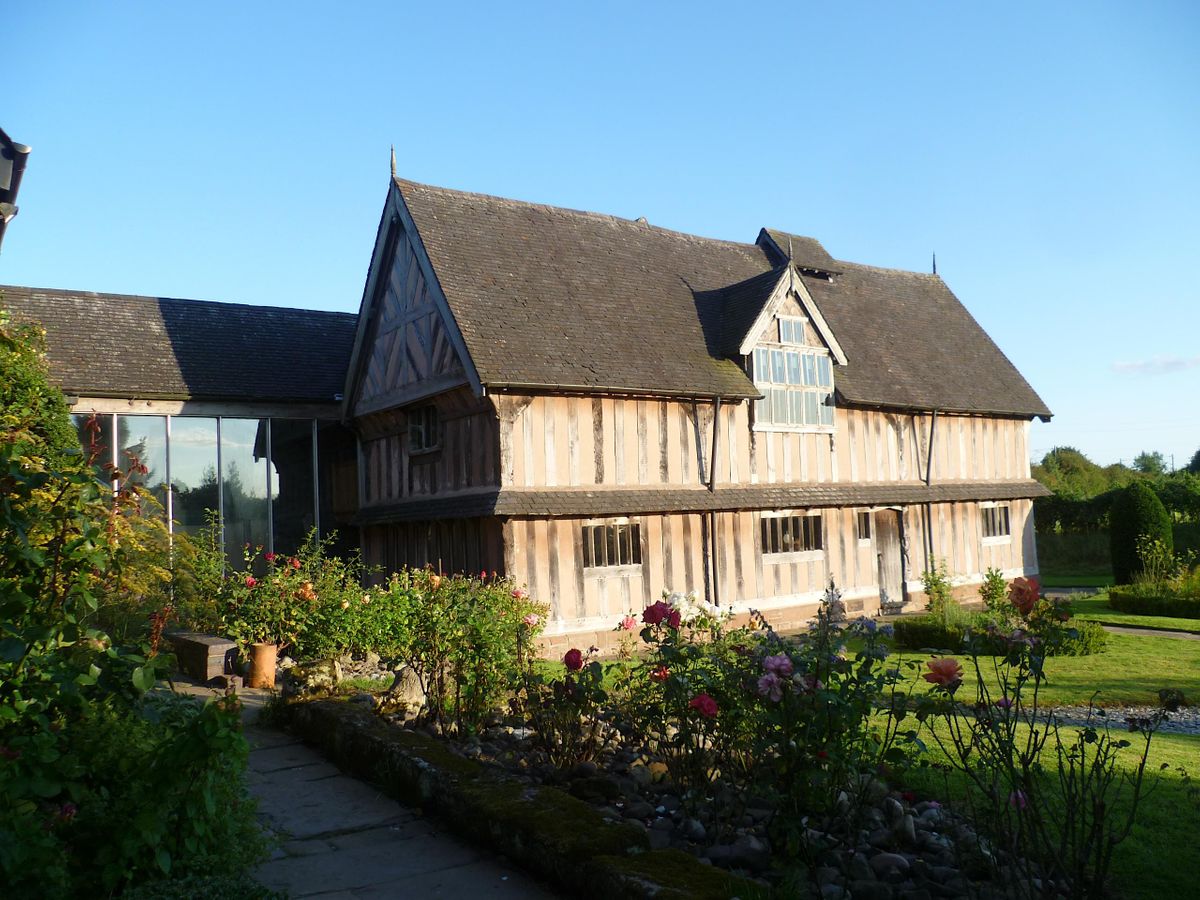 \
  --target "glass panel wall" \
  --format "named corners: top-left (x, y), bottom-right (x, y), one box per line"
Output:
top-left (72, 413), bottom-right (115, 480)
top-left (221, 418), bottom-right (269, 567)
top-left (170, 417), bottom-right (219, 538)
top-left (67, 414), bottom-right (358, 564)
top-left (117, 415), bottom-right (168, 518)
top-left (269, 419), bottom-right (315, 556)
